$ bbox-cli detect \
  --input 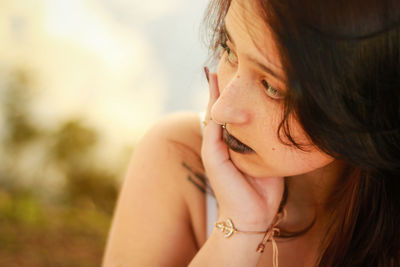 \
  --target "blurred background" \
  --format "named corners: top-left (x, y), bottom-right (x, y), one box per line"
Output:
top-left (0, 0), bottom-right (209, 266)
